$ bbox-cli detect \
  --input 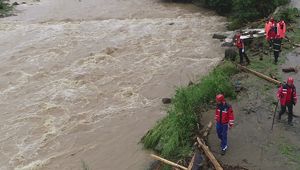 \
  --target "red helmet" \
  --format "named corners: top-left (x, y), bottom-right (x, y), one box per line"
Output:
top-left (287, 77), bottom-right (294, 84)
top-left (216, 94), bottom-right (225, 103)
